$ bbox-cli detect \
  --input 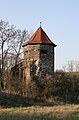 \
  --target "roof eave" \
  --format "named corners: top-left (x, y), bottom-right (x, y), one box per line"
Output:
top-left (22, 42), bottom-right (57, 47)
